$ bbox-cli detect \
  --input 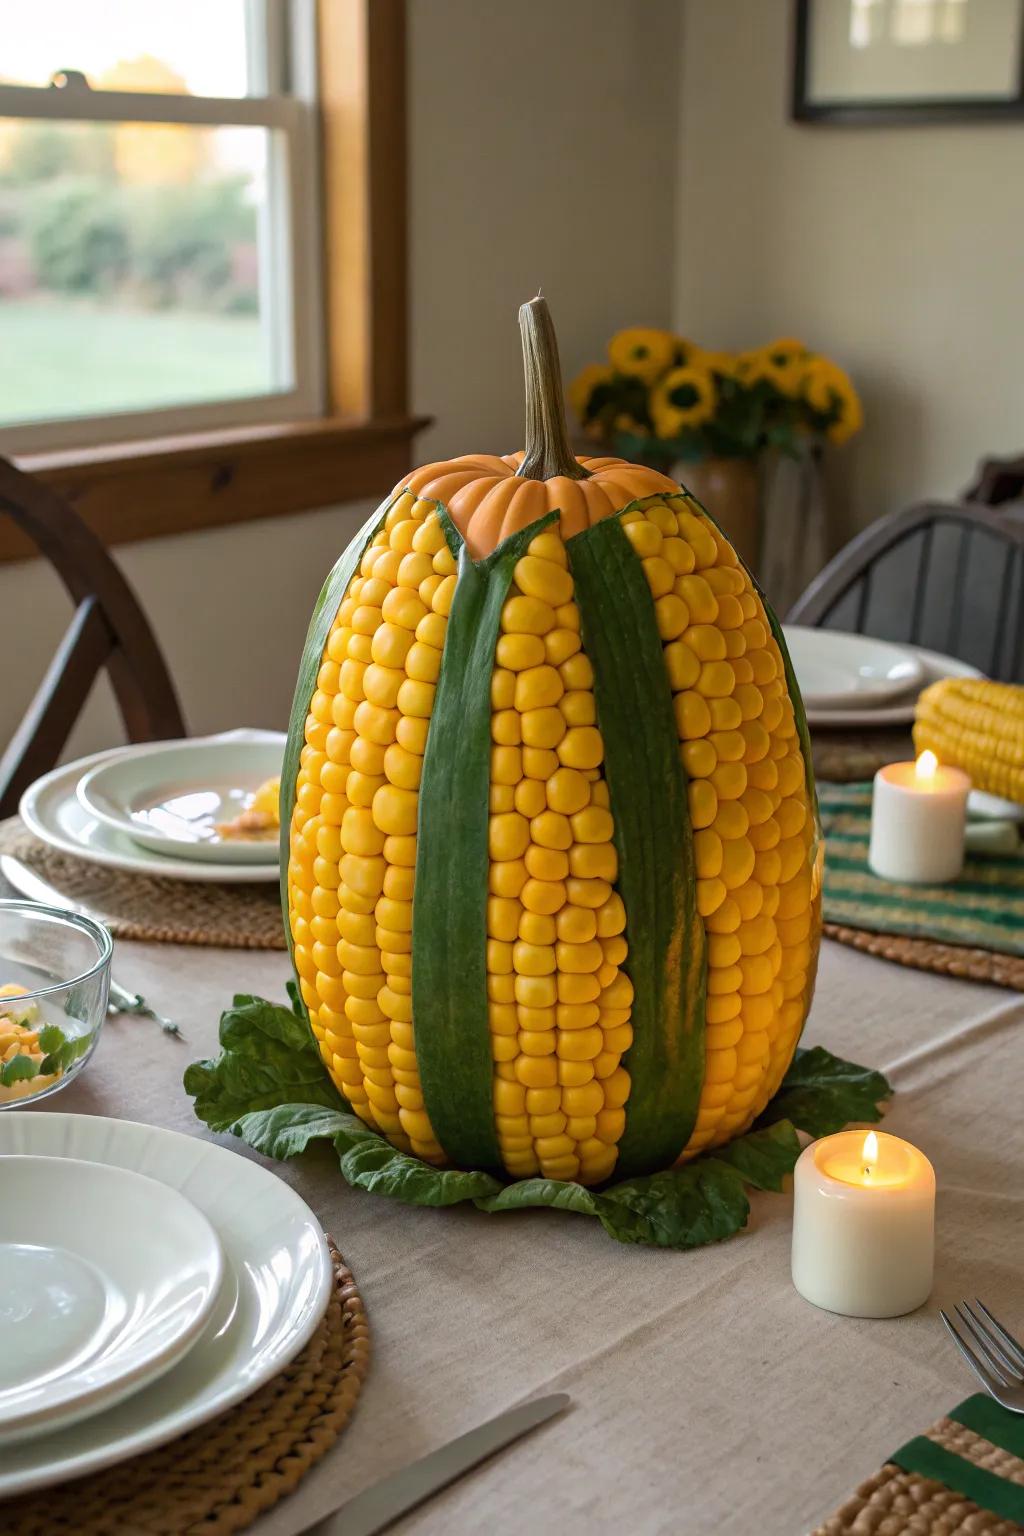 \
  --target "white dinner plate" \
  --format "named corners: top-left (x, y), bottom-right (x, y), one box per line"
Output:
top-left (969, 788), bottom-right (1024, 822)
top-left (77, 738), bottom-right (283, 865)
top-left (0, 1157), bottom-right (223, 1445)
top-left (787, 642), bottom-right (983, 728)
top-left (19, 731), bottom-right (285, 885)
top-left (0, 1114), bottom-right (331, 1497)
top-left (784, 626), bottom-right (924, 709)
